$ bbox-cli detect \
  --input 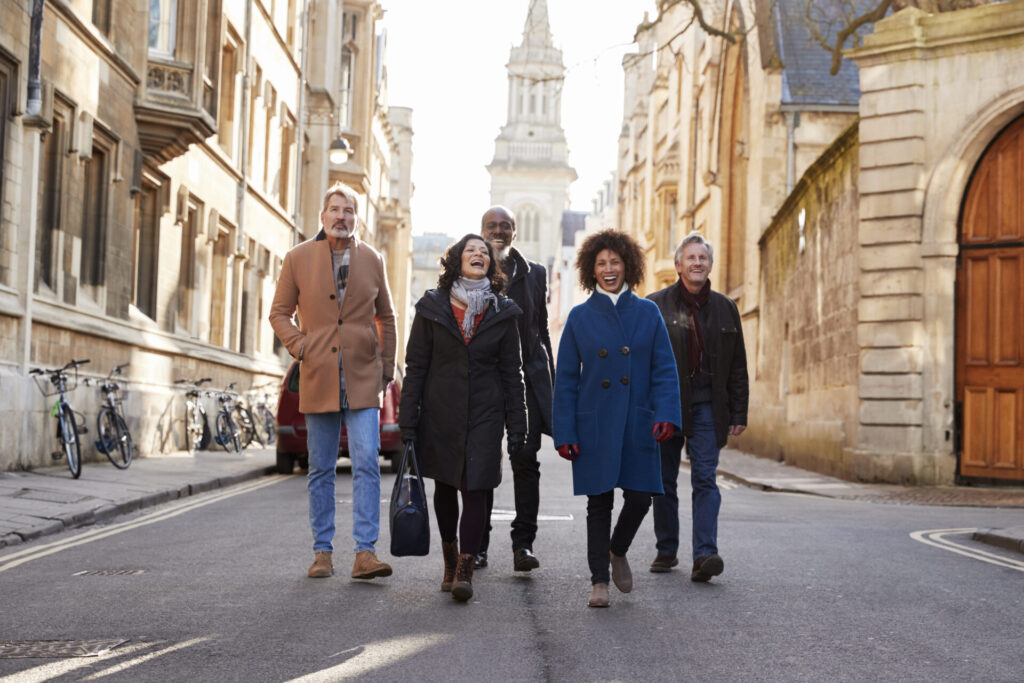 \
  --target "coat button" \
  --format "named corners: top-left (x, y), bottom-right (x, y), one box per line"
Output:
top-left (598, 349), bottom-right (608, 358)
top-left (601, 379), bottom-right (611, 389)
top-left (621, 376), bottom-right (629, 385)
top-left (329, 294), bottom-right (336, 300)
top-left (621, 346), bottom-right (630, 355)
top-left (331, 346), bottom-right (337, 353)
top-left (338, 319), bottom-right (343, 325)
